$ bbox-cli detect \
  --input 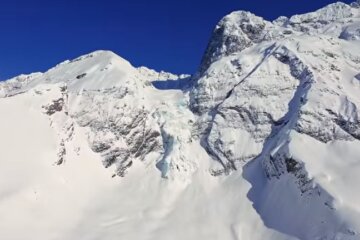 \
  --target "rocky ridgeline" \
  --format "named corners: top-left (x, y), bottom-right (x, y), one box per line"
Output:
top-left (0, 2), bottom-right (359, 182)
top-left (73, 89), bottom-right (163, 176)
top-left (191, 2), bottom-right (360, 178)
top-left (0, 2), bottom-right (360, 238)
